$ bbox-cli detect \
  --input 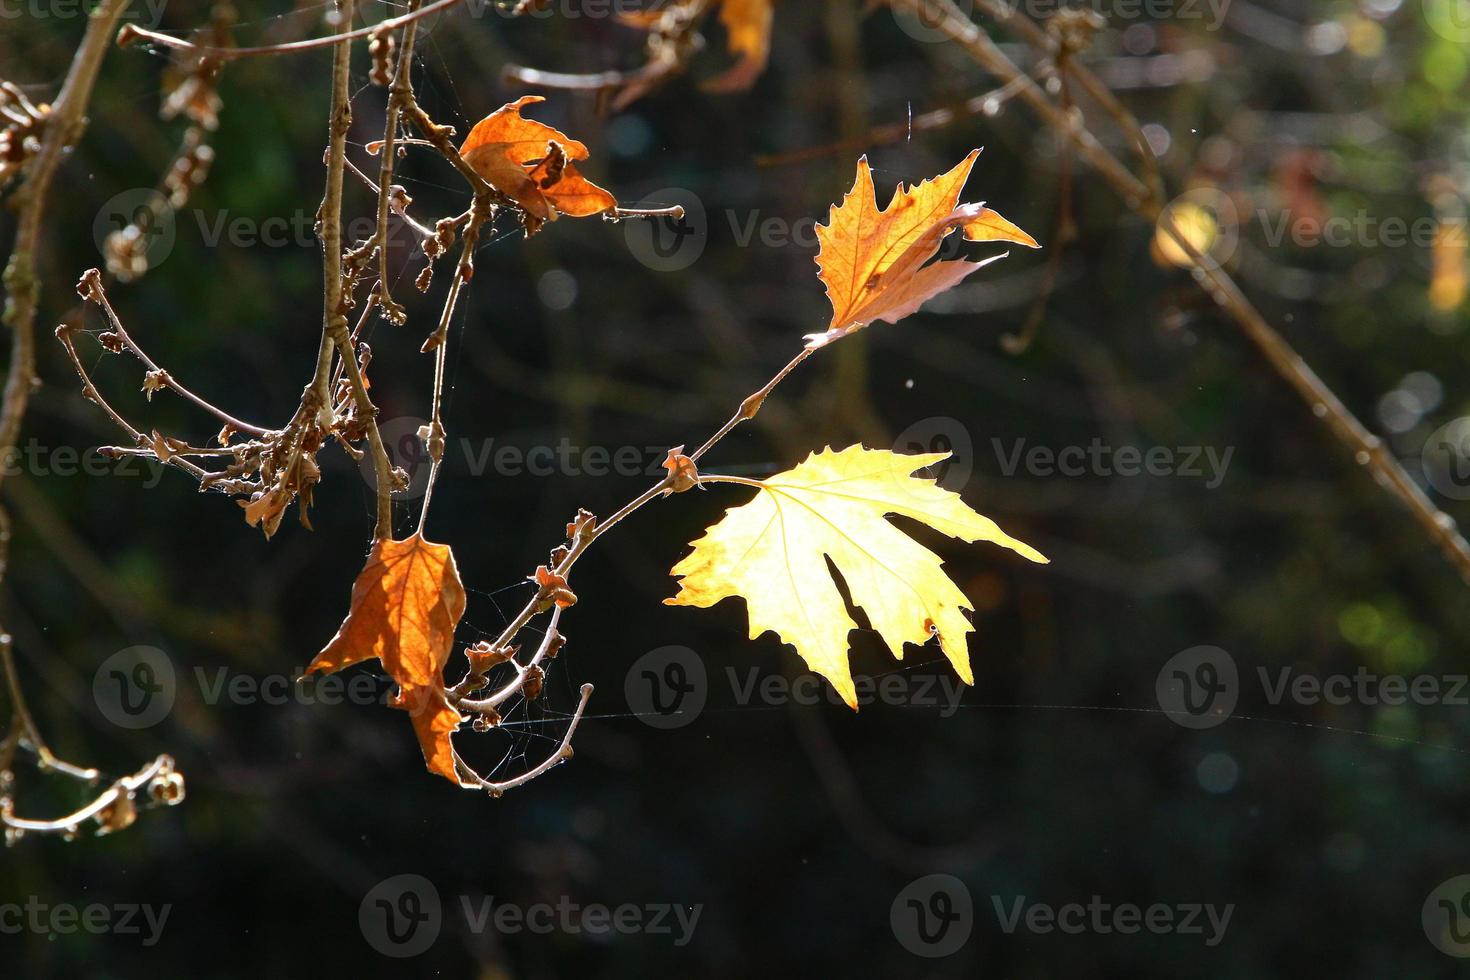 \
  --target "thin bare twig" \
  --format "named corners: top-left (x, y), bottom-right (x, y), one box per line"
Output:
top-left (0, 0), bottom-right (187, 842)
top-left (116, 0), bottom-right (463, 61)
top-left (84, 278), bottom-right (269, 436)
top-left (452, 683), bottom-right (593, 798)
